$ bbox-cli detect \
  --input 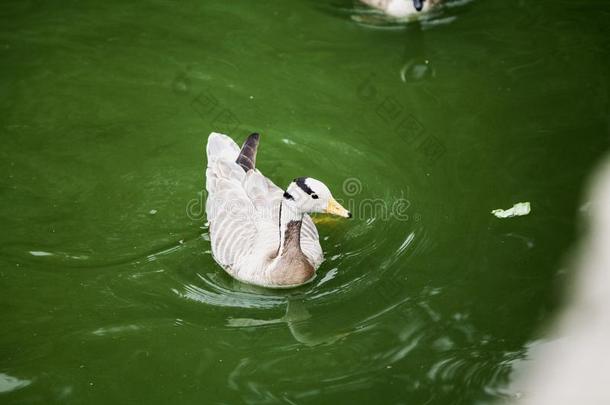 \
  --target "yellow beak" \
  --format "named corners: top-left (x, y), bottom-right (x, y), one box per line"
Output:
top-left (325, 197), bottom-right (352, 218)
